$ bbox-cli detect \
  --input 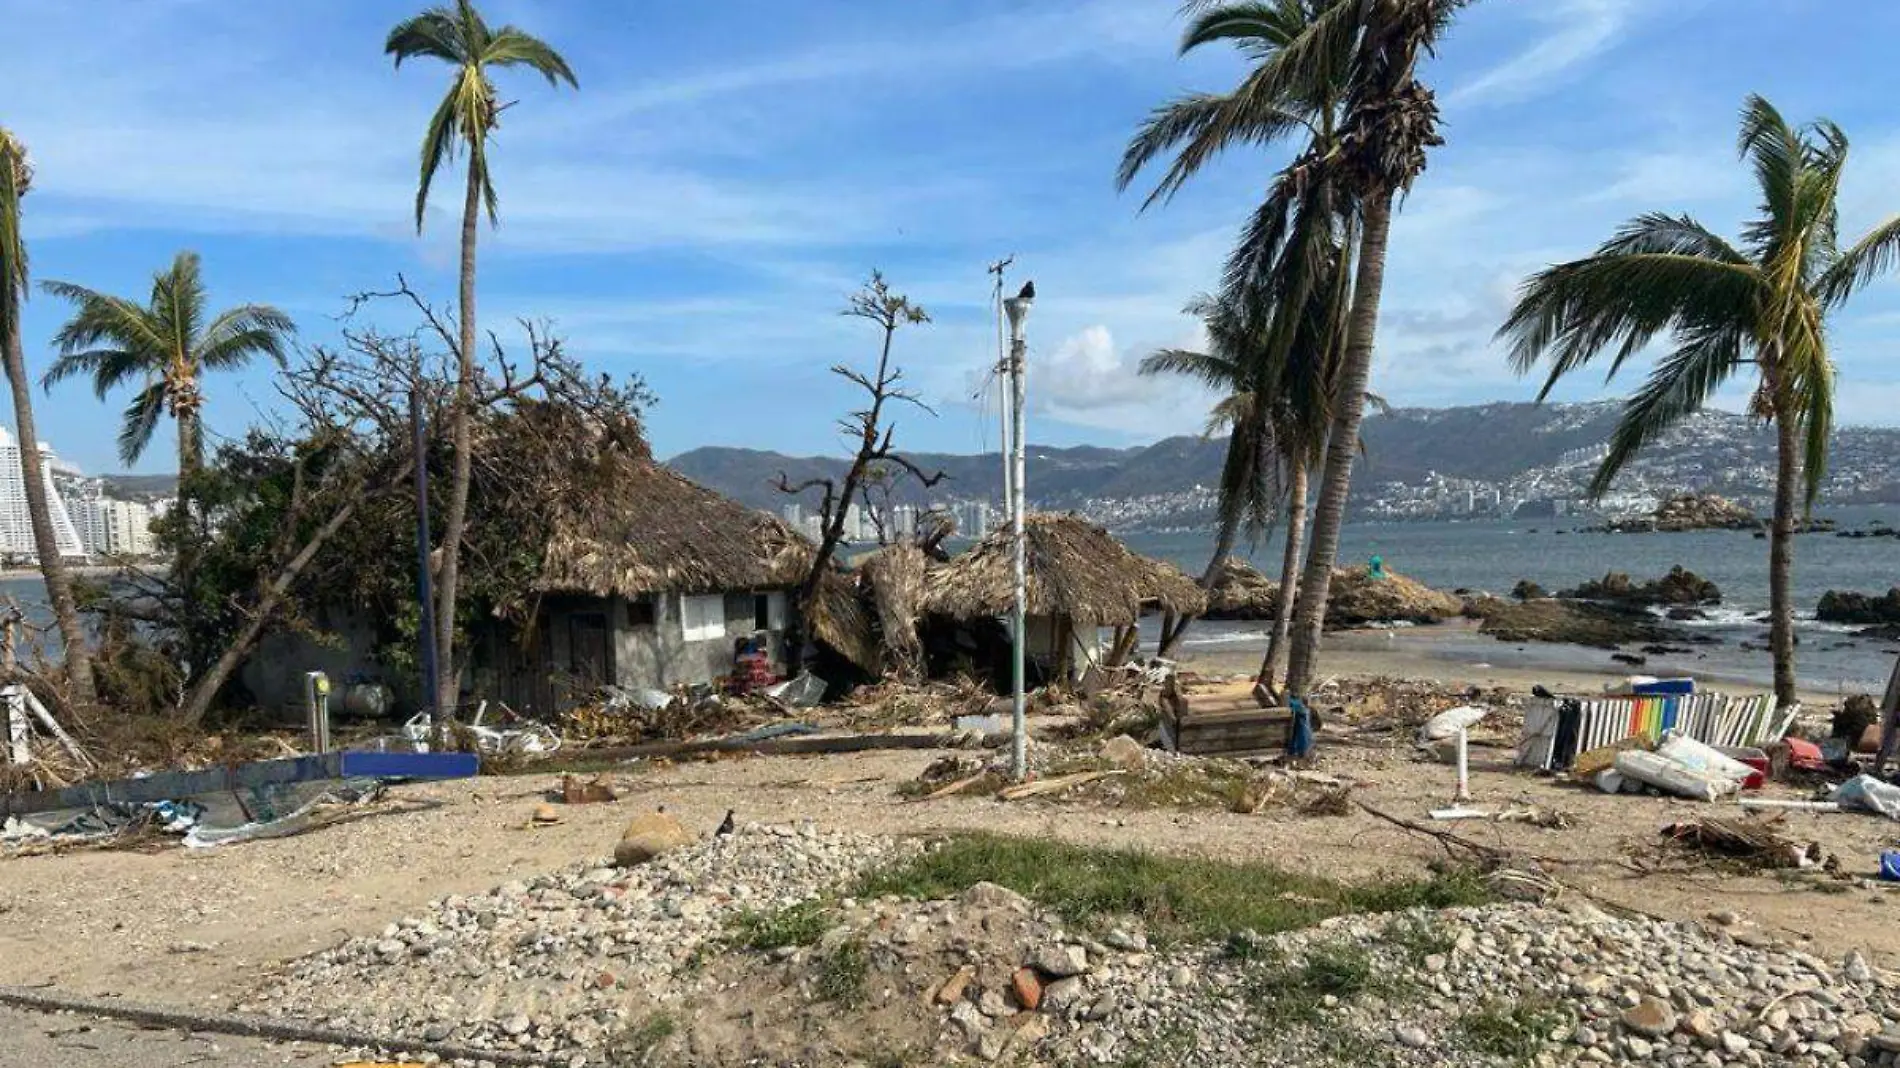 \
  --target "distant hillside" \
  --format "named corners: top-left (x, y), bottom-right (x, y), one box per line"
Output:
top-left (99, 474), bottom-right (179, 502)
top-left (667, 401), bottom-right (1900, 513)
